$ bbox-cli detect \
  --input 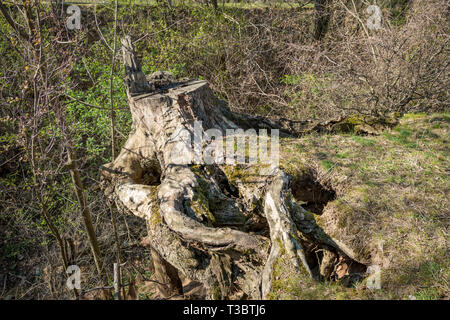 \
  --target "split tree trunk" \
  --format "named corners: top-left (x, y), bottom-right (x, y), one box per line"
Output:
top-left (101, 36), bottom-right (361, 299)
